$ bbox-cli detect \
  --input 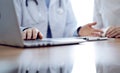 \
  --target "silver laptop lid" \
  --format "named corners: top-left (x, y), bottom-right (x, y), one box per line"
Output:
top-left (0, 0), bottom-right (24, 47)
